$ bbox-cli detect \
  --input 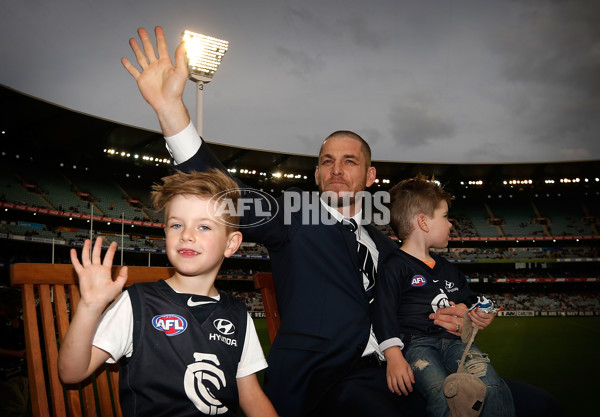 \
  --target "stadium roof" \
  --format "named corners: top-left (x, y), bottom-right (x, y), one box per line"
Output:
top-left (1, 85), bottom-right (598, 187)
